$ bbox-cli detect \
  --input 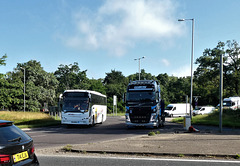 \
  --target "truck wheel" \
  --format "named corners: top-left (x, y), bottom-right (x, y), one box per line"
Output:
top-left (154, 117), bottom-right (160, 129)
top-left (160, 120), bottom-right (165, 127)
